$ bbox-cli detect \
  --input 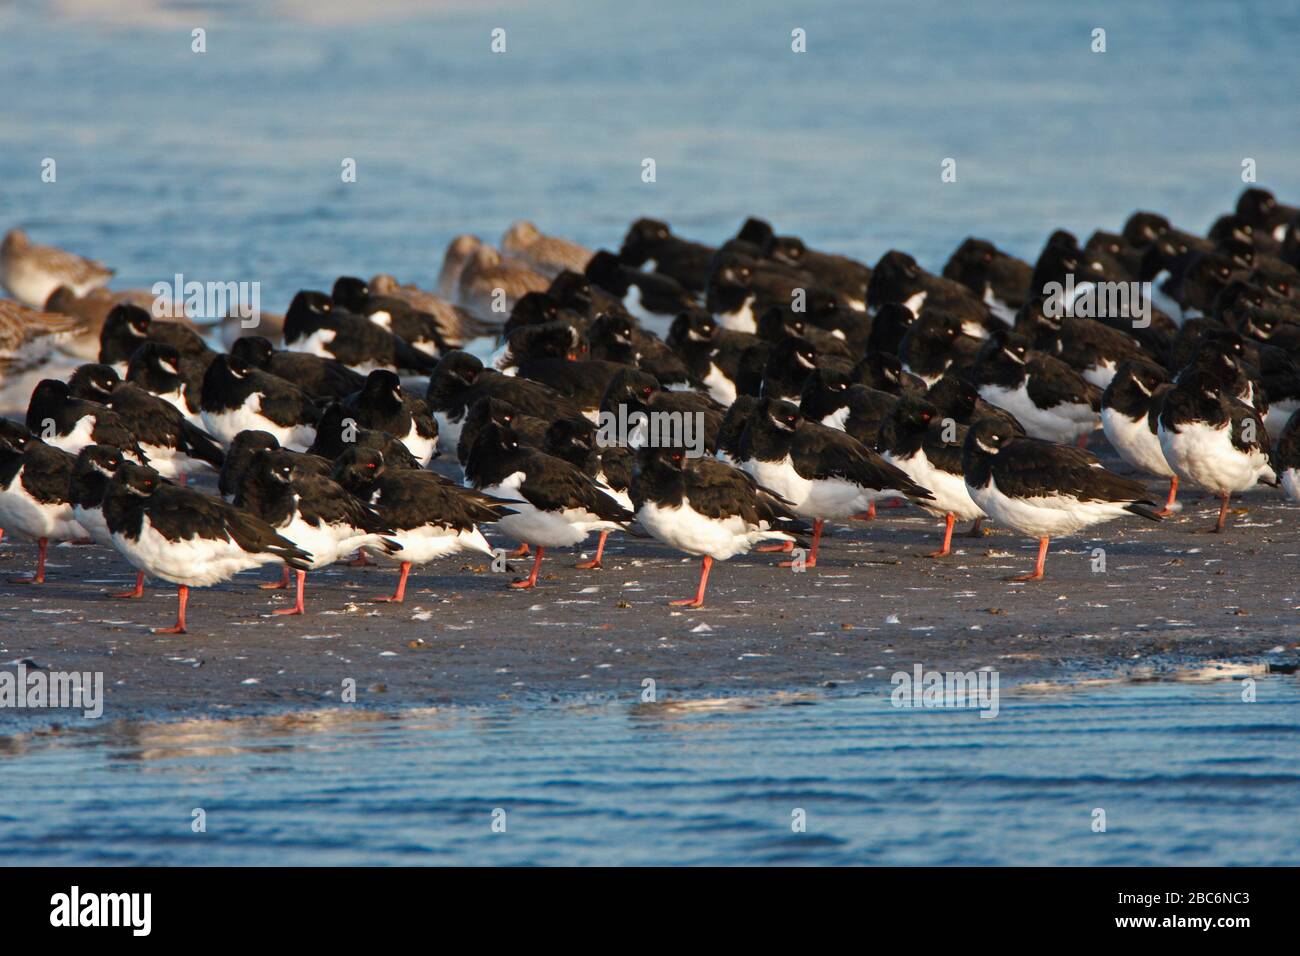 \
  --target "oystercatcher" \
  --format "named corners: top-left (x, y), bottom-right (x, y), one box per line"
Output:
top-left (25, 377), bottom-right (148, 463)
top-left (282, 290), bottom-right (438, 374)
top-left (425, 350), bottom-right (584, 451)
top-left (456, 396), bottom-right (550, 467)
top-left (68, 444), bottom-right (146, 598)
top-left (102, 462), bottom-right (312, 633)
top-left (68, 363), bottom-right (224, 481)
top-left (333, 446), bottom-right (513, 602)
top-left (219, 430), bottom-right (330, 503)
top-left (368, 273), bottom-right (491, 348)
top-left (124, 341), bottom-right (203, 423)
top-left (618, 218), bottom-right (717, 294)
top-left (736, 398), bottom-right (932, 567)
top-left (463, 422), bottom-right (632, 589)
top-left (246, 449), bottom-right (400, 614)
top-left (230, 335), bottom-right (366, 401)
top-left (970, 330), bottom-right (1101, 444)
top-left (306, 402), bottom-right (423, 470)
top-left (332, 276), bottom-right (447, 357)
top-left (1157, 358), bottom-right (1277, 531)
top-left (199, 353), bottom-right (321, 451)
top-left (585, 250), bottom-right (696, 336)
top-left (961, 418), bottom-right (1163, 580)
top-left (339, 370), bottom-right (439, 466)
top-left (0, 422), bottom-right (86, 583)
top-left (1100, 359), bottom-right (1180, 513)
top-left (876, 396), bottom-right (986, 557)
top-left (631, 445), bottom-right (801, 607)
top-left (542, 416), bottom-right (634, 569)
top-left (1278, 409), bottom-right (1300, 502)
